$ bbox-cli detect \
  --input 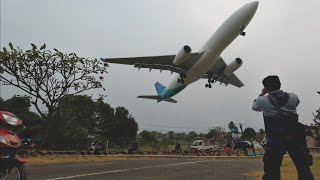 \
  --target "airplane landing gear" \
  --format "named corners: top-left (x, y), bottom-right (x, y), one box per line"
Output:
top-left (177, 78), bottom-right (185, 83)
top-left (240, 25), bottom-right (246, 36)
top-left (177, 72), bottom-right (187, 84)
top-left (205, 78), bottom-right (213, 88)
